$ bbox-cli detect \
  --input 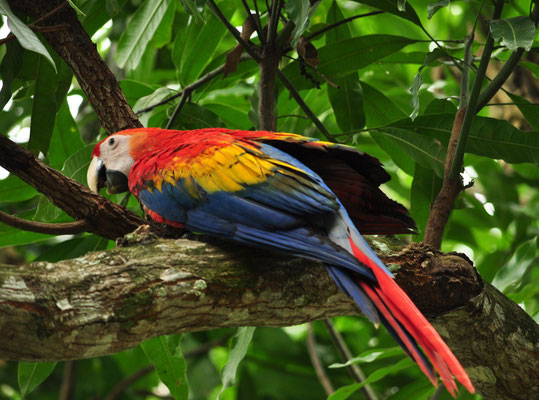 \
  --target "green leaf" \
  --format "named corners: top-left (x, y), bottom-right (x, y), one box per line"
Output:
top-left (362, 81), bottom-right (407, 127)
top-left (285, 0), bottom-right (311, 46)
top-left (151, 0), bottom-right (176, 48)
top-left (282, 35), bottom-right (417, 91)
top-left (409, 72), bottom-right (423, 120)
top-left (175, 6), bottom-right (230, 85)
top-left (0, 40), bottom-right (23, 110)
top-left (492, 238), bottom-right (538, 293)
top-left (326, 0), bottom-right (352, 44)
top-left (0, 174), bottom-right (38, 202)
top-left (141, 335), bottom-right (189, 400)
top-left (507, 92), bottom-right (539, 131)
top-left (329, 347), bottom-right (403, 368)
top-left (119, 79), bottom-right (157, 107)
top-left (29, 56), bottom-right (58, 155)
top-left (410, 163), bottom-right (442, 239)
top-left (115, 0), bottom-right (173, 70)
top-left (48, 102), bottom-right (83, 170)
top-left (169, 103), bottom-right (224, 130)
top-left (18, 361), bottom-right (57, 396)
top-left (391, 114), bottom-right (539, 165)
top-left (0, 0), bottom-right (56, 71)
top-left (204, 103), bottom-right (252, 130)
top-left (217, 327), bottom-right (255, 399)
top-left (329, 358), bottom-right (414, 400)
top-left (325, 2), bottom-right (365, 132)
top-left (427, 0), bottom-right (449, 19)
top-left (34, 234), bottom-right (110, 262)
top-left (410, 47), bottom-right (446, 120)
top-left (370, 126), bottom-right (446, 176)
top-left (489, 16), bottom-right (536, 52)
top-left (352, 0), bottom-right (423, 27)
top-left (180, 0), bottom-right (204, 24)
top-left (328, 75), bottom-right (365, 132)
